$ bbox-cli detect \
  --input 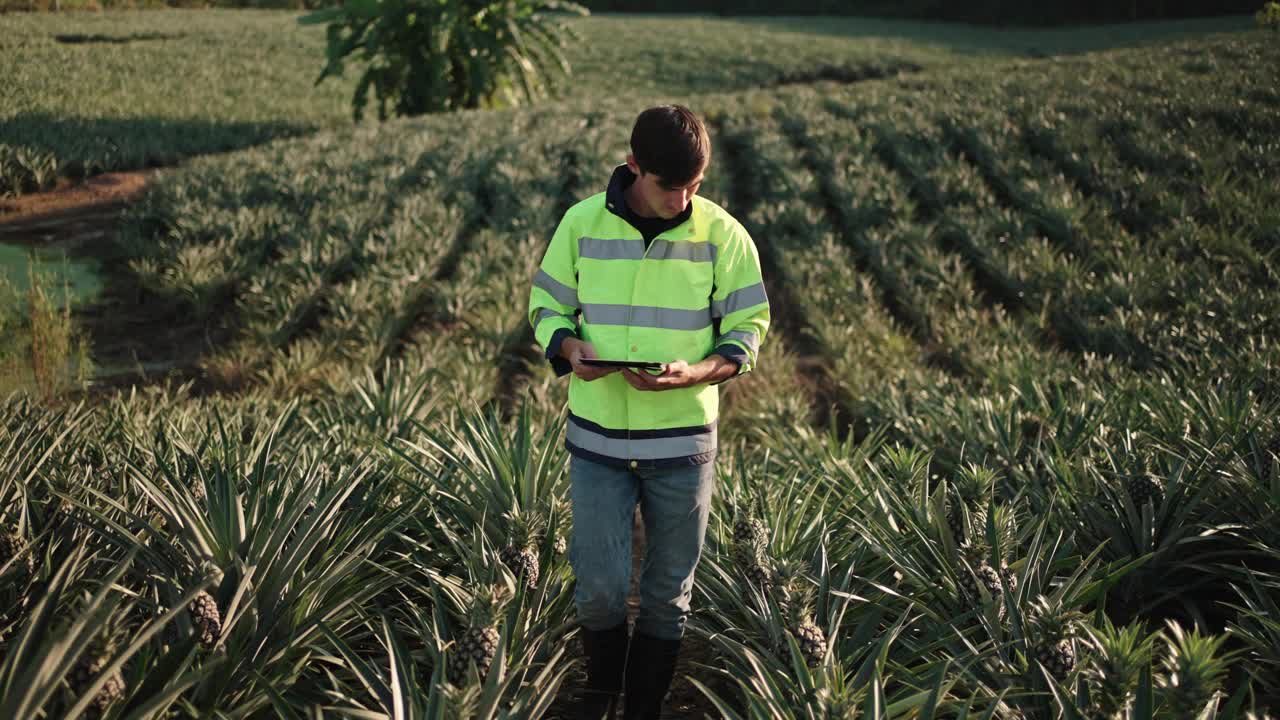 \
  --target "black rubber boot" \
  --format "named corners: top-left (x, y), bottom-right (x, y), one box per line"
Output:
top-left (579, 622), bottom-right (629, 720)
top-left (622, 631), bottom-right (682, 720)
